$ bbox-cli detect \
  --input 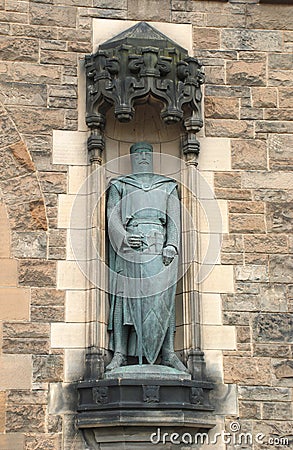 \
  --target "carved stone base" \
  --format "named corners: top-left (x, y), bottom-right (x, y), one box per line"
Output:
top-left (77, 376), bottom-right (215, 448)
